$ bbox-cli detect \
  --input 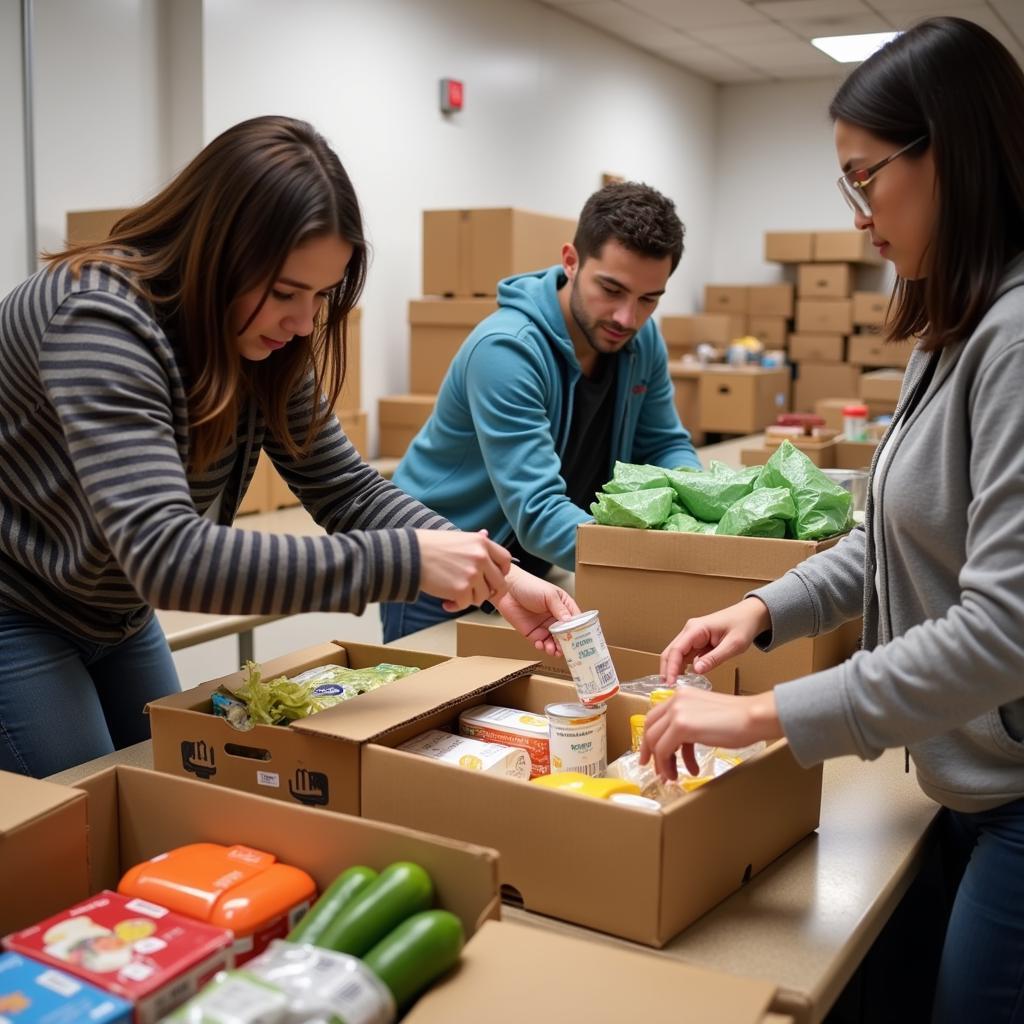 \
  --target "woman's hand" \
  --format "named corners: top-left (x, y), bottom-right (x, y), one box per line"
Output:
top-left (415, 529), bottom-right (512, 611)
top-left (660, 597), bottom-right (772, 683)
top-left (639, 687), bottom-right (783, 779)
top-left (494, 566), bottom-right (580, 656)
